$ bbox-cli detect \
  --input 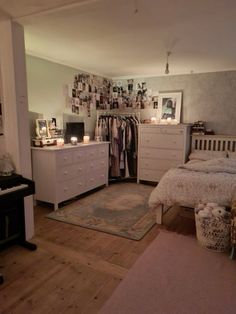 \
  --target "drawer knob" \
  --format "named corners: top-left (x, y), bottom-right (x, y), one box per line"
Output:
top-left (64, 171), bottom-right (68, 175)
top-left (63, 156), bottom-right (68, 161)
top-left (64, 187), bottom-right (68, 191)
